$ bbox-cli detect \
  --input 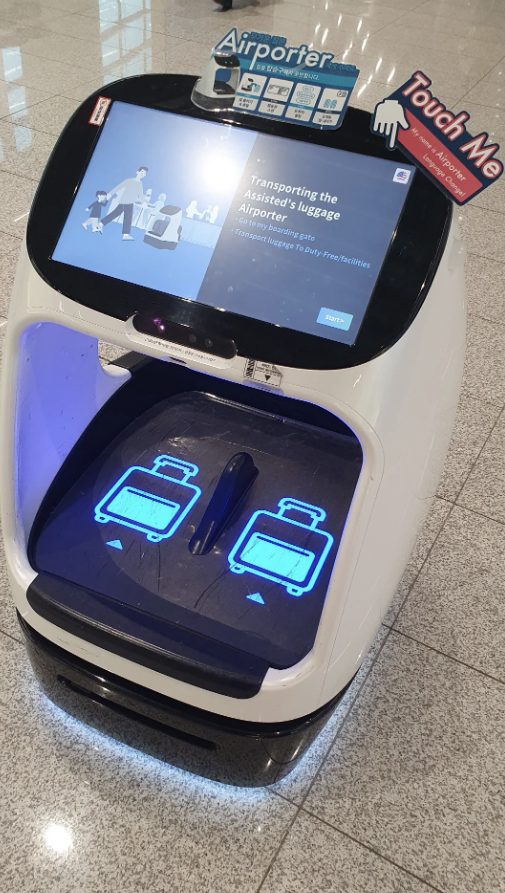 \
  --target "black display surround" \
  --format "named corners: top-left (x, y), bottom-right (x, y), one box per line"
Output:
top-left (27, 74), bottom-right (452, 370)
